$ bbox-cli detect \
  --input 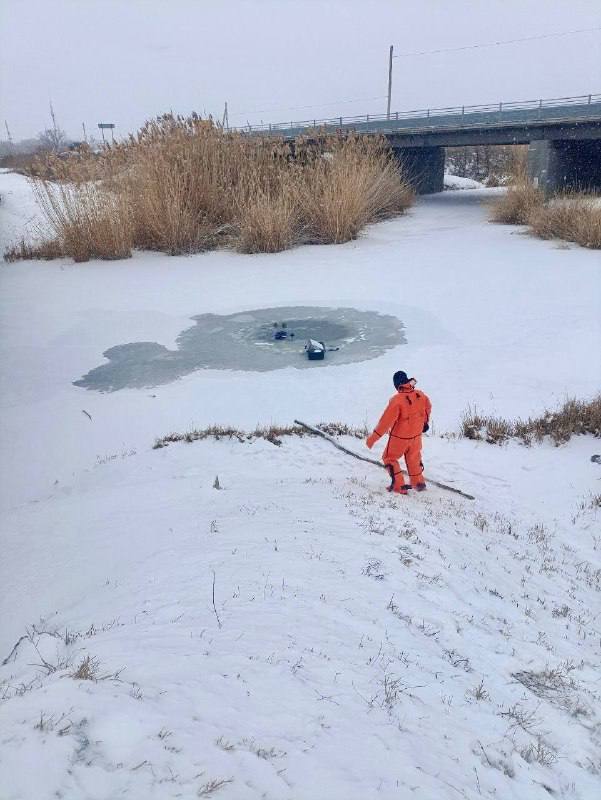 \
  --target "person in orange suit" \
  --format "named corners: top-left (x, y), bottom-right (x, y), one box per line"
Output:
top-left (366, 371), bottom-right (432, 495)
